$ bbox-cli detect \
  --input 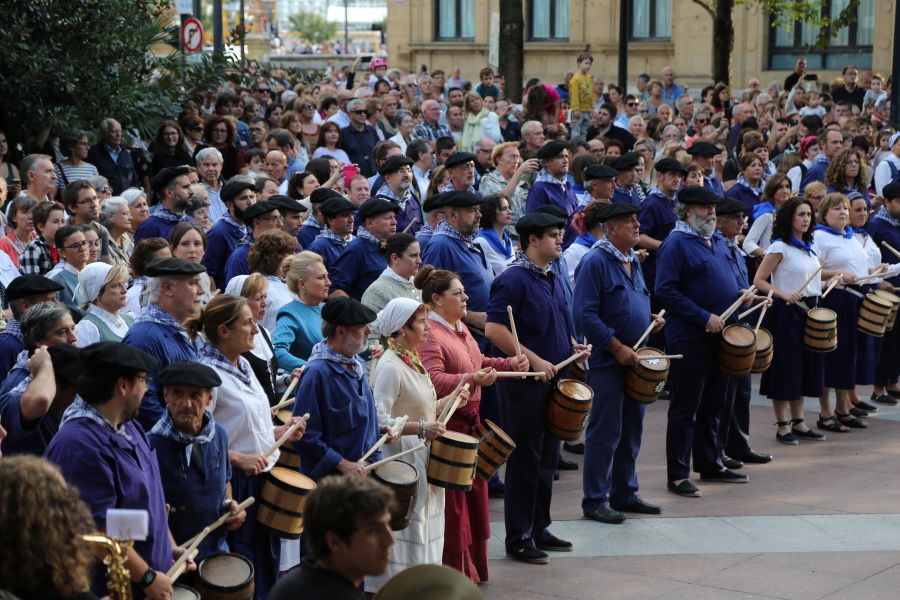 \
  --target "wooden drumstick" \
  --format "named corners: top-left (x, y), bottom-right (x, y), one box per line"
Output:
top-left (359, 415), bottom-right (409, 464)
top-left (270, 369), bottom-right (304, 413)
top-left (754, 290), bottom-right (774, 336)
top-left (737, 301), bottom-right (766, 320)
top-left (440, 383), bottom-right (470, 425)
top-left (718, 286), bottom-right (757, 321)
top-left (795, 265), bottom-right (823, 294)
top-left (881, 241), bottom-right (900, 260)
top-left (820, 277), bottom-right (841, 299)
top-left (167, 548), bottom-right (198, 581)
top-left (437, 377), bottom-right (469, 423)
top-left (491, 371), bottom-right (548, 378)
top-left (506, 305), bottom-right (526, 379)
top-left (632, 309), bottom-right (665, 350)
top-left (855, 267), bottom-right (887, 283)
top-left (401, 217), bottom-right (419, 234)
top-left (553, 345), bottom-right (592, 371)
top-left (638, 354), bottom-right (684, 360)
top-left (369, 355), bottom-right (379, 382)
top-left (363, 443), bottom-right (426, 472)
top-left (264, 413), bottom-right (310, 459)
top-left (181, 497), bottom-right (255, 549)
